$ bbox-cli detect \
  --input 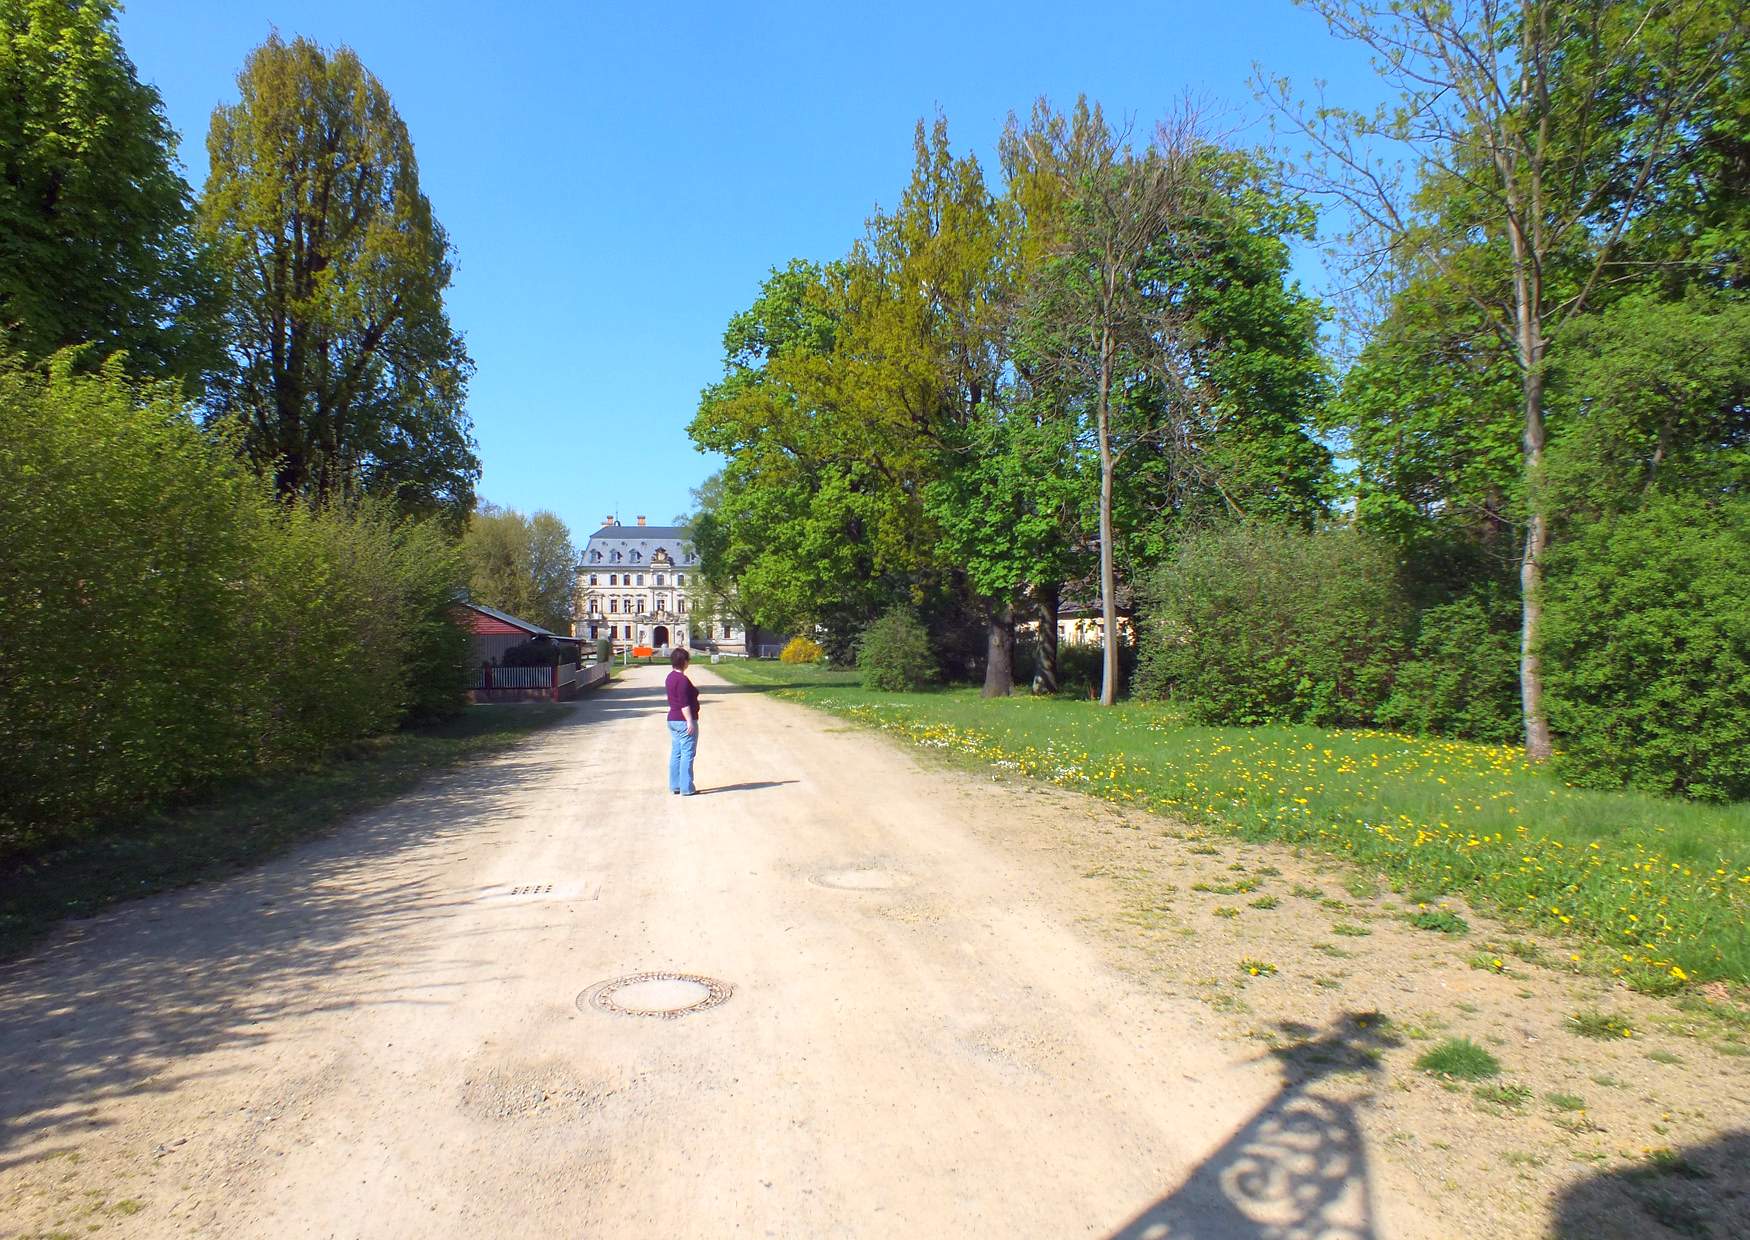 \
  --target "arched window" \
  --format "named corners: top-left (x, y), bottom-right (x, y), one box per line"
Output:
top-left (676, 573), bottom-right (686, 587)
top-left (629, 550), bottom-right (641, 564)
top-left (589, 549), bottom-right (602, 563)
top-left (610, 550), bottom-right (621, 564)
top-left (588, 574), bottom-right (598, 586)
top-left (655, 573), bottom-right (665, 586)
